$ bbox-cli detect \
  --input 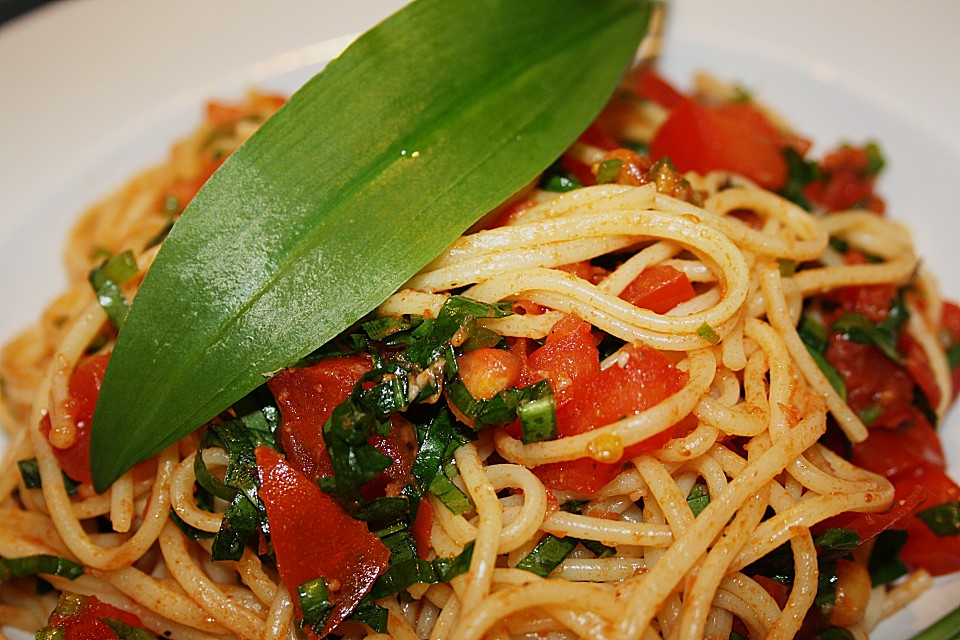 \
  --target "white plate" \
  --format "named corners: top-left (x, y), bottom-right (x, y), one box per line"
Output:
top-left (1, 1), bottom-right (958, 637)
